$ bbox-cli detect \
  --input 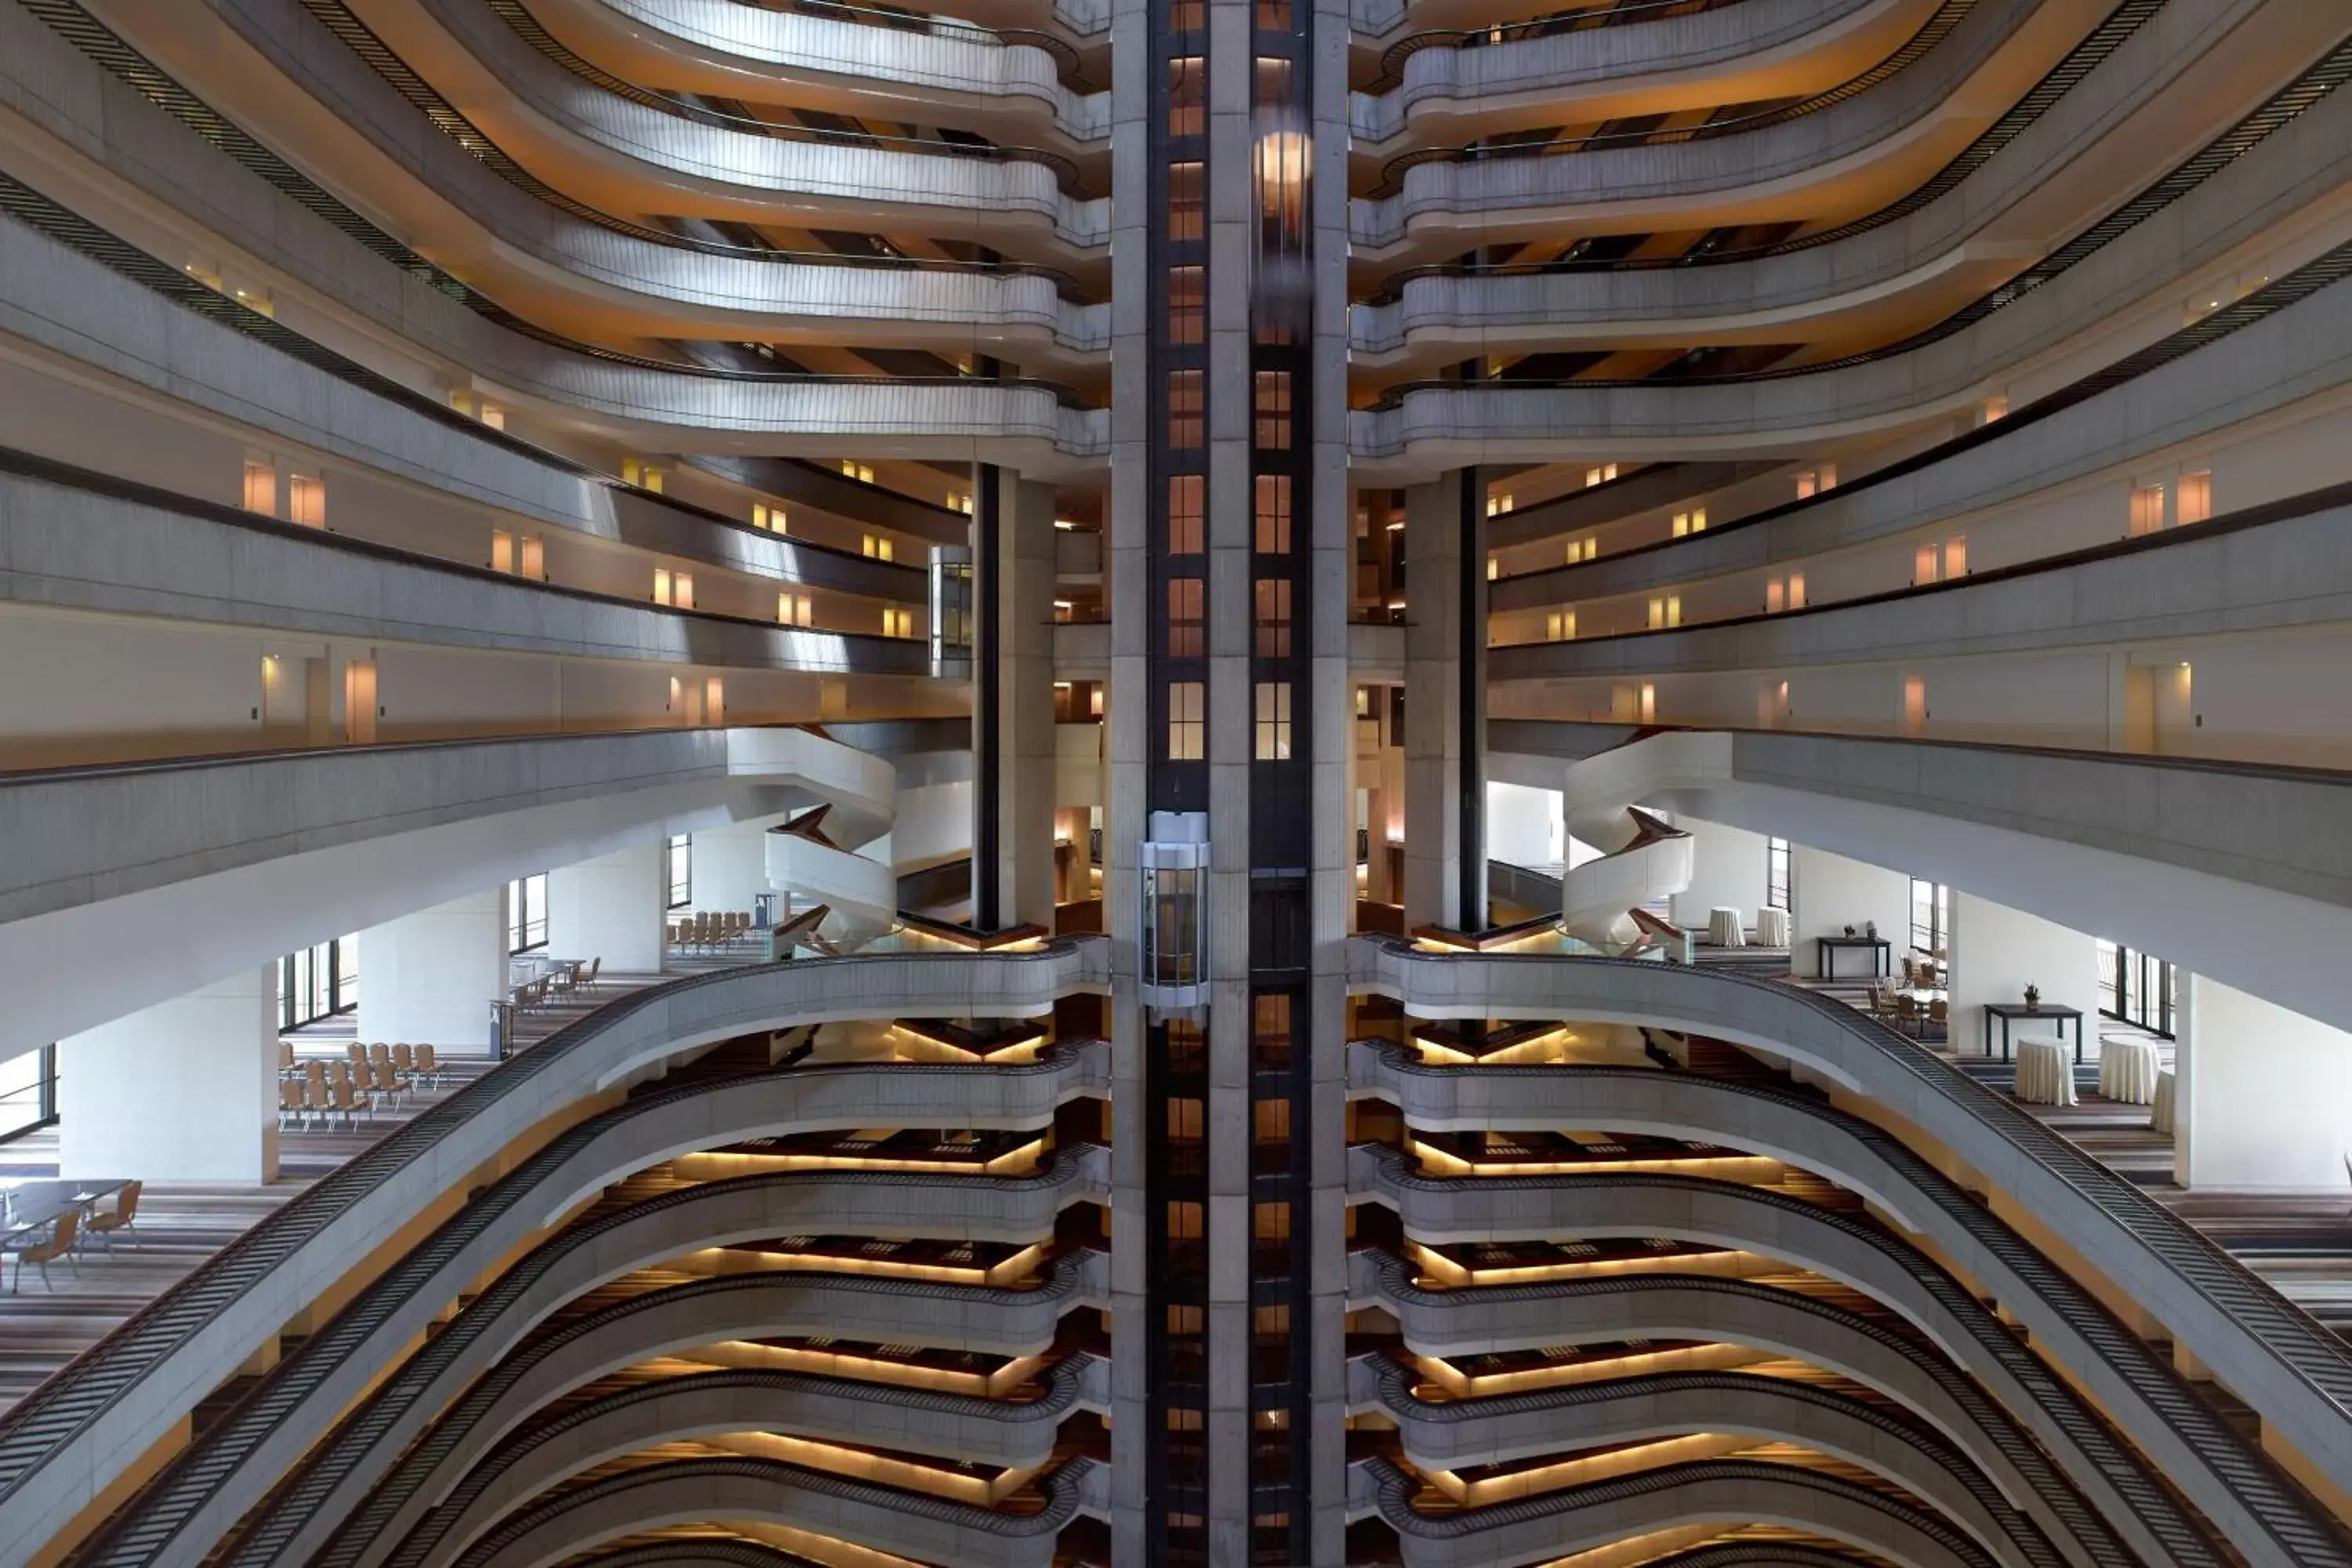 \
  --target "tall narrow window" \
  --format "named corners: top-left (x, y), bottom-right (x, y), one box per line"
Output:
top-left (1766, 837), bottom-right (1791, 911)
top-left (2177, 470), bottom-right (2213, 524)
top-left (242, 459), bottom-right (276, 517)
top-left (1253, 681), bottom-right (1292, 760)
top-left (1168, 370), bottom-right (1204, 448)
top-left (1167, 265), bottom-right (1205, 343)
top-left (1168, 162), bottom-right (1205, 241)
top-left (288, 474), bottom-right (326, 528)
top-left (507, 873), bottom-right (549, 953)
top-left (1253, 371), bottom-right (1293, 449)
top-left (1167, 577), bottom-right (1205, 658)
top-left (1169, 474), bottom-right (1205, 554)
top-left (1254, 474), bottom-right (1292, 553)
top-left (1168, 681), bottom-right (1205, 760)
top-left (1253, 578), bottom-right (1292, 656)
top-left (2129, 483), bottom-right (2167, 536)
top-left (666, 834), bottom-right (693, 909)
top-left (1167, 58), bottom-right (1206, 134)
